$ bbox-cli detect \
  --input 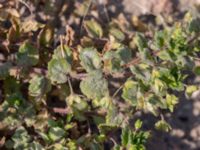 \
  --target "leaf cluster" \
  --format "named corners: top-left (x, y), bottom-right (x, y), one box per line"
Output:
top-left (1, 1), bottom-right (200, 150)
